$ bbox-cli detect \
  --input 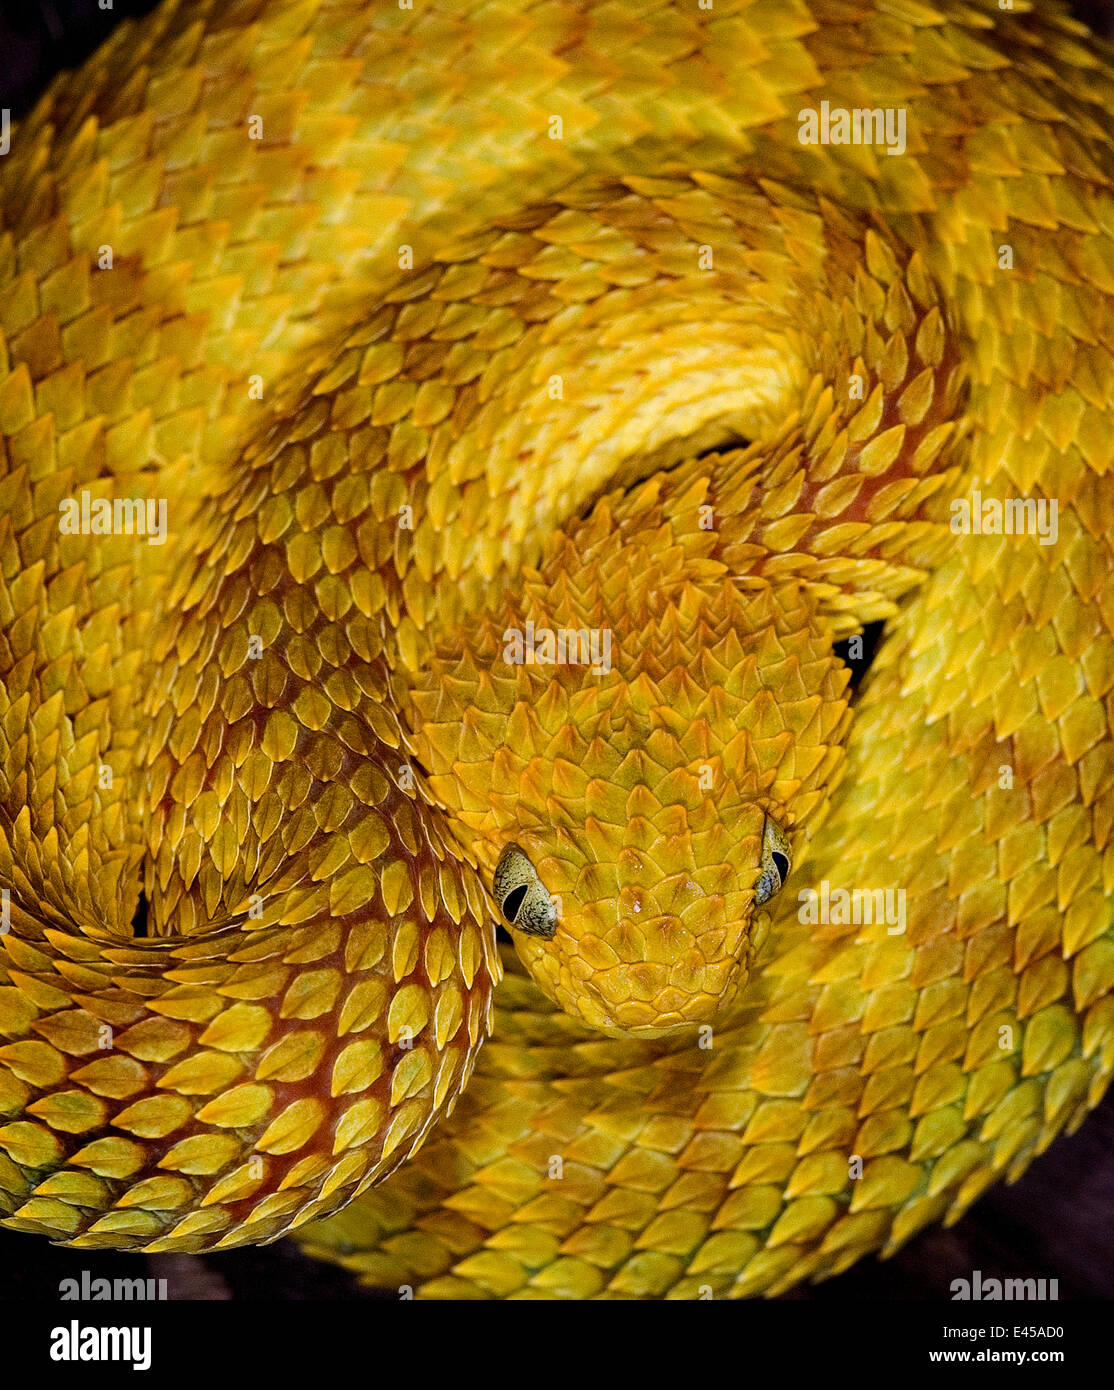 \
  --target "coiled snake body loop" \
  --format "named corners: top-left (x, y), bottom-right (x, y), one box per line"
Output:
top-left (0, 0), bottom-right (1112, 1299)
